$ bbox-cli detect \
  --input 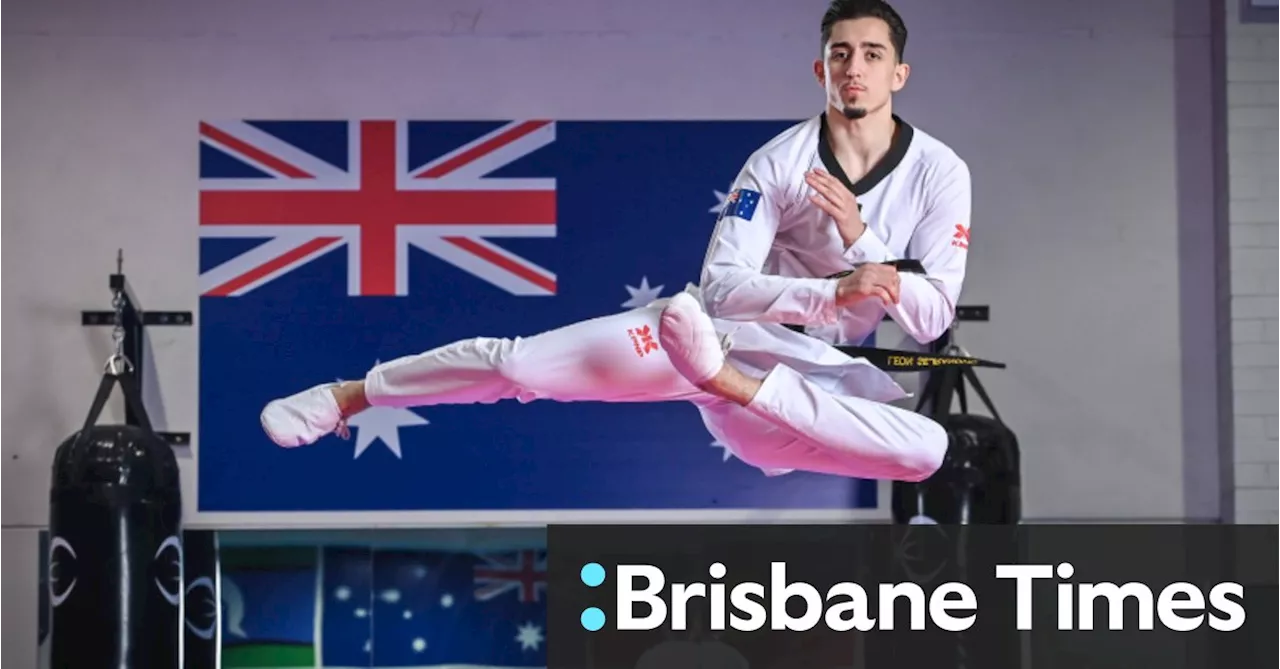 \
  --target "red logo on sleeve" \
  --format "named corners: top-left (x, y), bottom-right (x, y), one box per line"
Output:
top-left (951, 224), bottom-right (970, 250)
